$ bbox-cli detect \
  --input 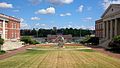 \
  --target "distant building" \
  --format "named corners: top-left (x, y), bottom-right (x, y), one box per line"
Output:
top-left (53, 27), bottom-right (57, 31)
top-left (0, 14), bottom-right (20, 40)
top-left (95, 4), bottom-right (120, 48)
